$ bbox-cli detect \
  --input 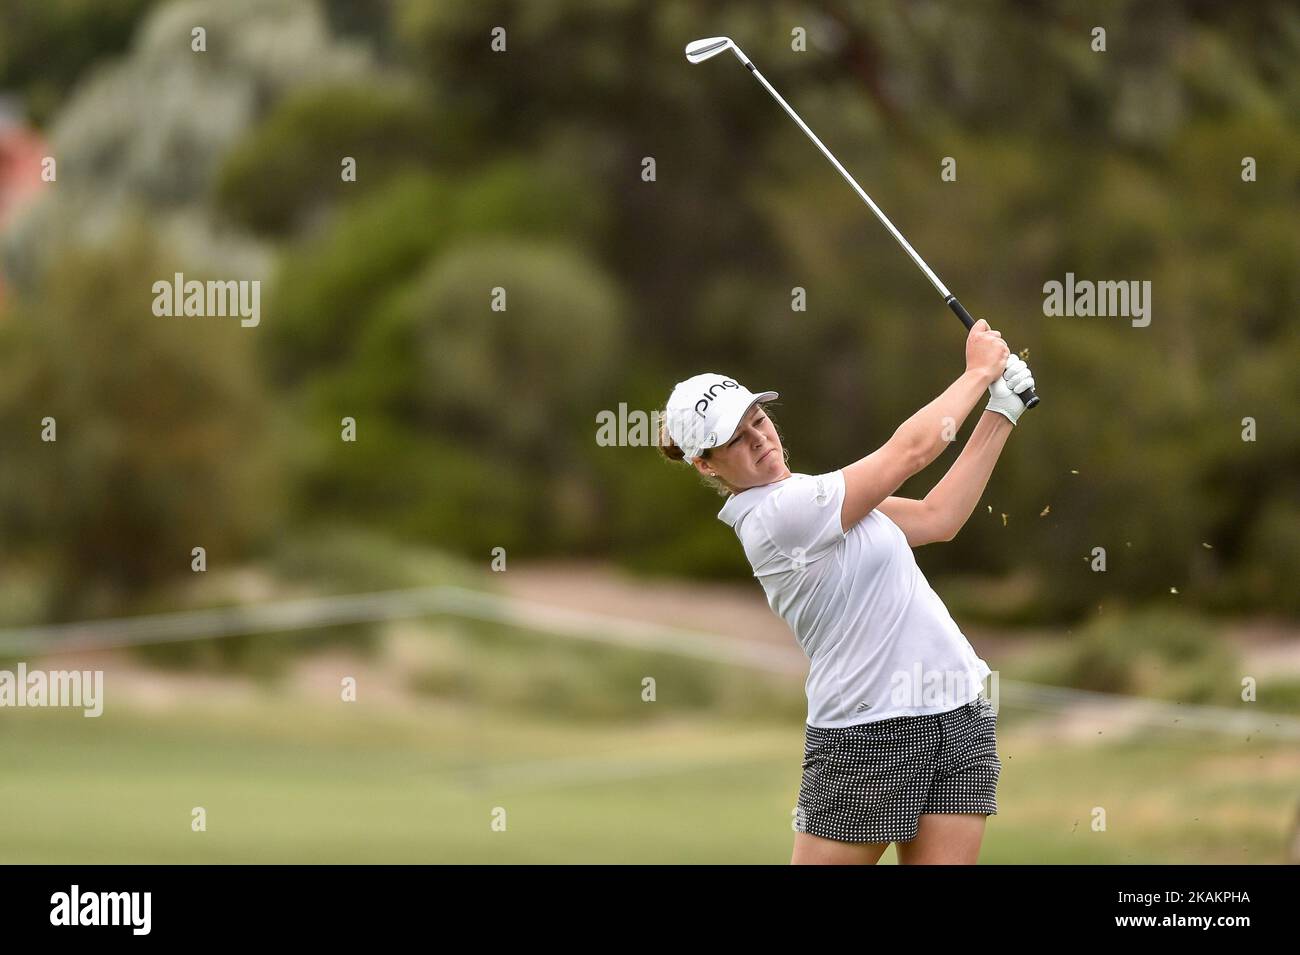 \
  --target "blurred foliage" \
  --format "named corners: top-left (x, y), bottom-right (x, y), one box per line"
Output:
top-left (0, 227), bottom-right (282, 621)
top-left (129, 626), bottom-right (329, 682)
top-left (287, 236), bottom-right (625, 556)
top-left (266, 520), bottom-right (490, 592)
top-left (408, 617), bottom-right (806, 723)
top-left (262, 165), bottom-right (601, 383)
top-left (378, 0), bottom-right (1300, 616)
top-left (1, 0), bottom-right (1297, 630)
top-left (1, 0), bottom-right (376, 300)
top-left (1048, 607), bottom-right (1239, 704)
top-left (0, 0), bottom-right (163, 127)
top-left (123, 520), bottom-right (488, 676)
top-left (60, 0), bottom-right (373, 206)
top-left (213, 82), bottom-right (447, 236)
